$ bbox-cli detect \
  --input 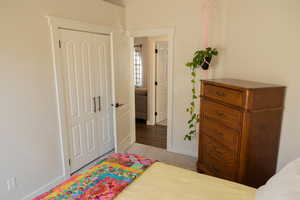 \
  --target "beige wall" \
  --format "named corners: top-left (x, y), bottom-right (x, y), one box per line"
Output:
top-left (0, 1), bottom-right (124, 199)
top-left (126, 0), bottom-right (225, 155)
top-left (127, 0), bottom-right (300, 170)
top-left (221, 0), bottom-right (300, 169)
